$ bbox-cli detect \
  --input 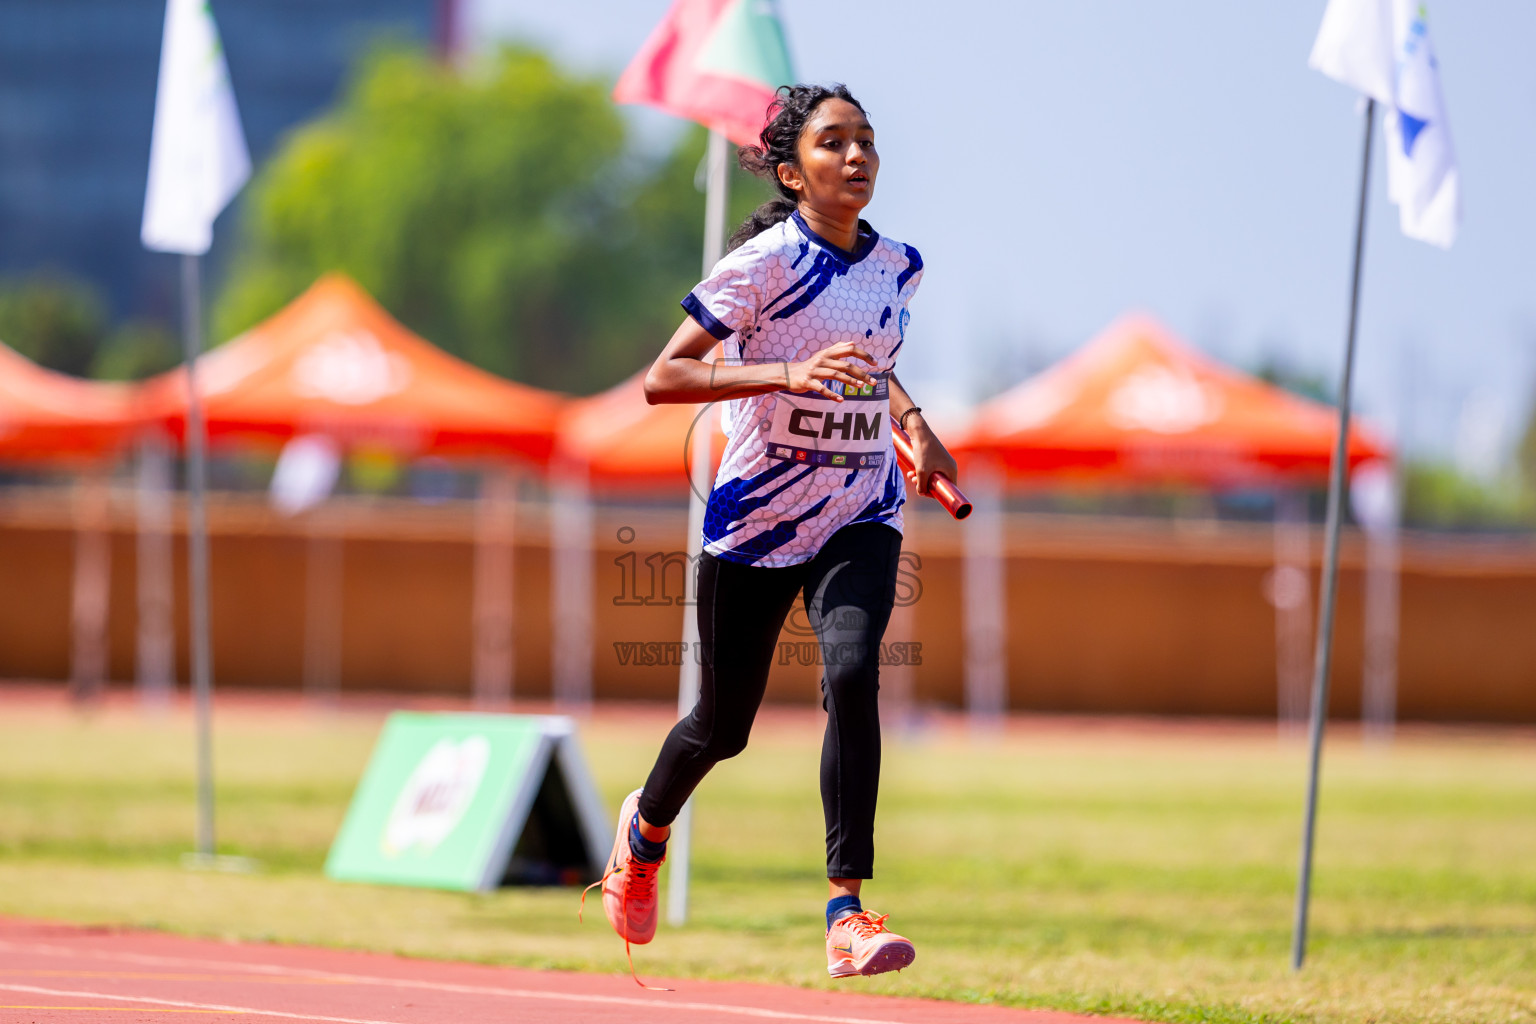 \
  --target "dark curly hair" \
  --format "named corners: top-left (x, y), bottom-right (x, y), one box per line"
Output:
top-left (727, 84), bottom-right (867, 251)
